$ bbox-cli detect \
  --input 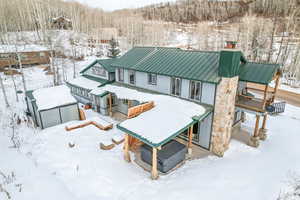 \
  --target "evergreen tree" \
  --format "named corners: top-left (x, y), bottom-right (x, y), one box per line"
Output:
top-left (108, 37), bottom-right (120, 58)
